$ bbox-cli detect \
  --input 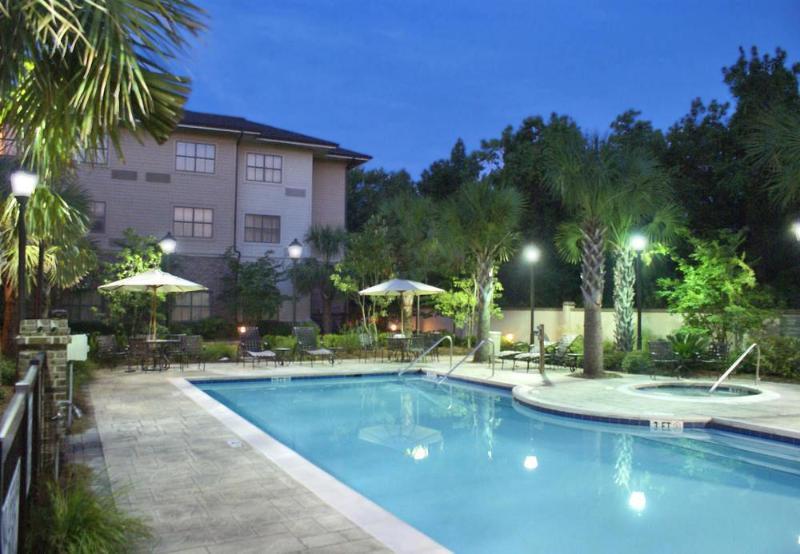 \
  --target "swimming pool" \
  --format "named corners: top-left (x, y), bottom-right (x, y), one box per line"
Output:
top-left (634, 382), bottom-right (761, 397)
top-left (195, 374), bottom-right (800, 553)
